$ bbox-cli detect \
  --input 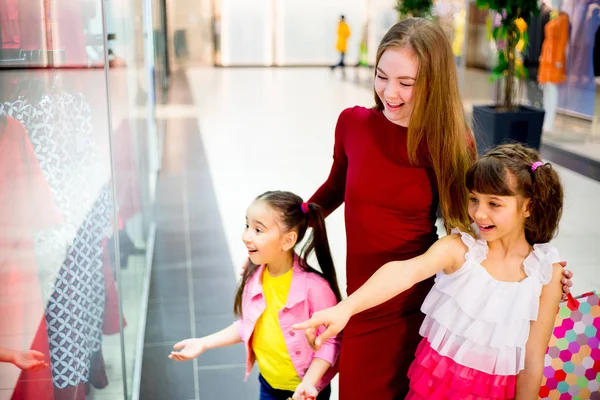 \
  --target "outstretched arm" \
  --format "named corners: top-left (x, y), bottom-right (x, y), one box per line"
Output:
top-left (0, 346), bottom-right (48, 371)
top-left (293, 234), bottom-right (464, 348)
top-left (0, 346), bottom-right (16, 363)
top-left (343, 234), bottom-right (462, 315)
top-left (169, 324), bottom-right (242, 361)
